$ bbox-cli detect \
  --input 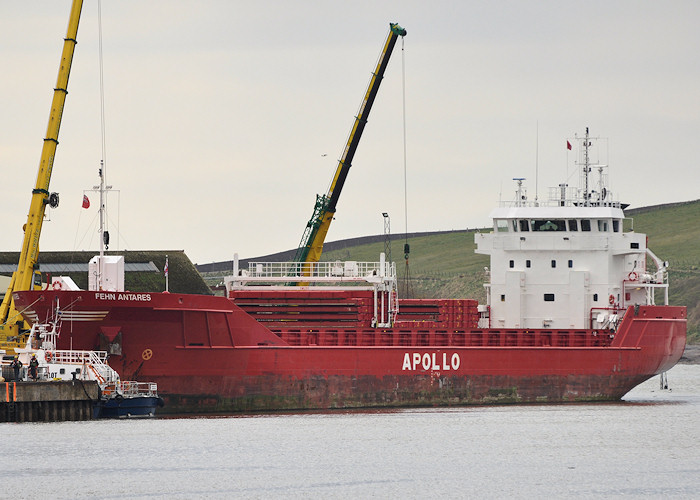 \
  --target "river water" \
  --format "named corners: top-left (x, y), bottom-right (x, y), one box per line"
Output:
top-left (2, 364), bottom-right (699, 499)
